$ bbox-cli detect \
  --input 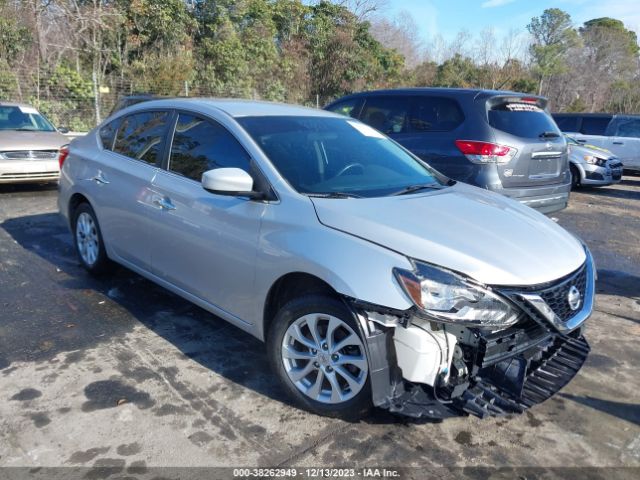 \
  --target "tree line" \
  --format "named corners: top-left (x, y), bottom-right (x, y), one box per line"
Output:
top-left (0, 1), bottom-right (638, 130)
